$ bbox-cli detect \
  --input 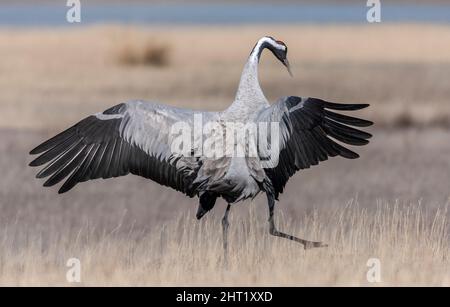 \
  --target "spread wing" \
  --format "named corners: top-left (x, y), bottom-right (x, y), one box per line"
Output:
top-left (256, 96), bottom-right (373, 198)
top-left (29, 100), bottom-right (214, 195)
